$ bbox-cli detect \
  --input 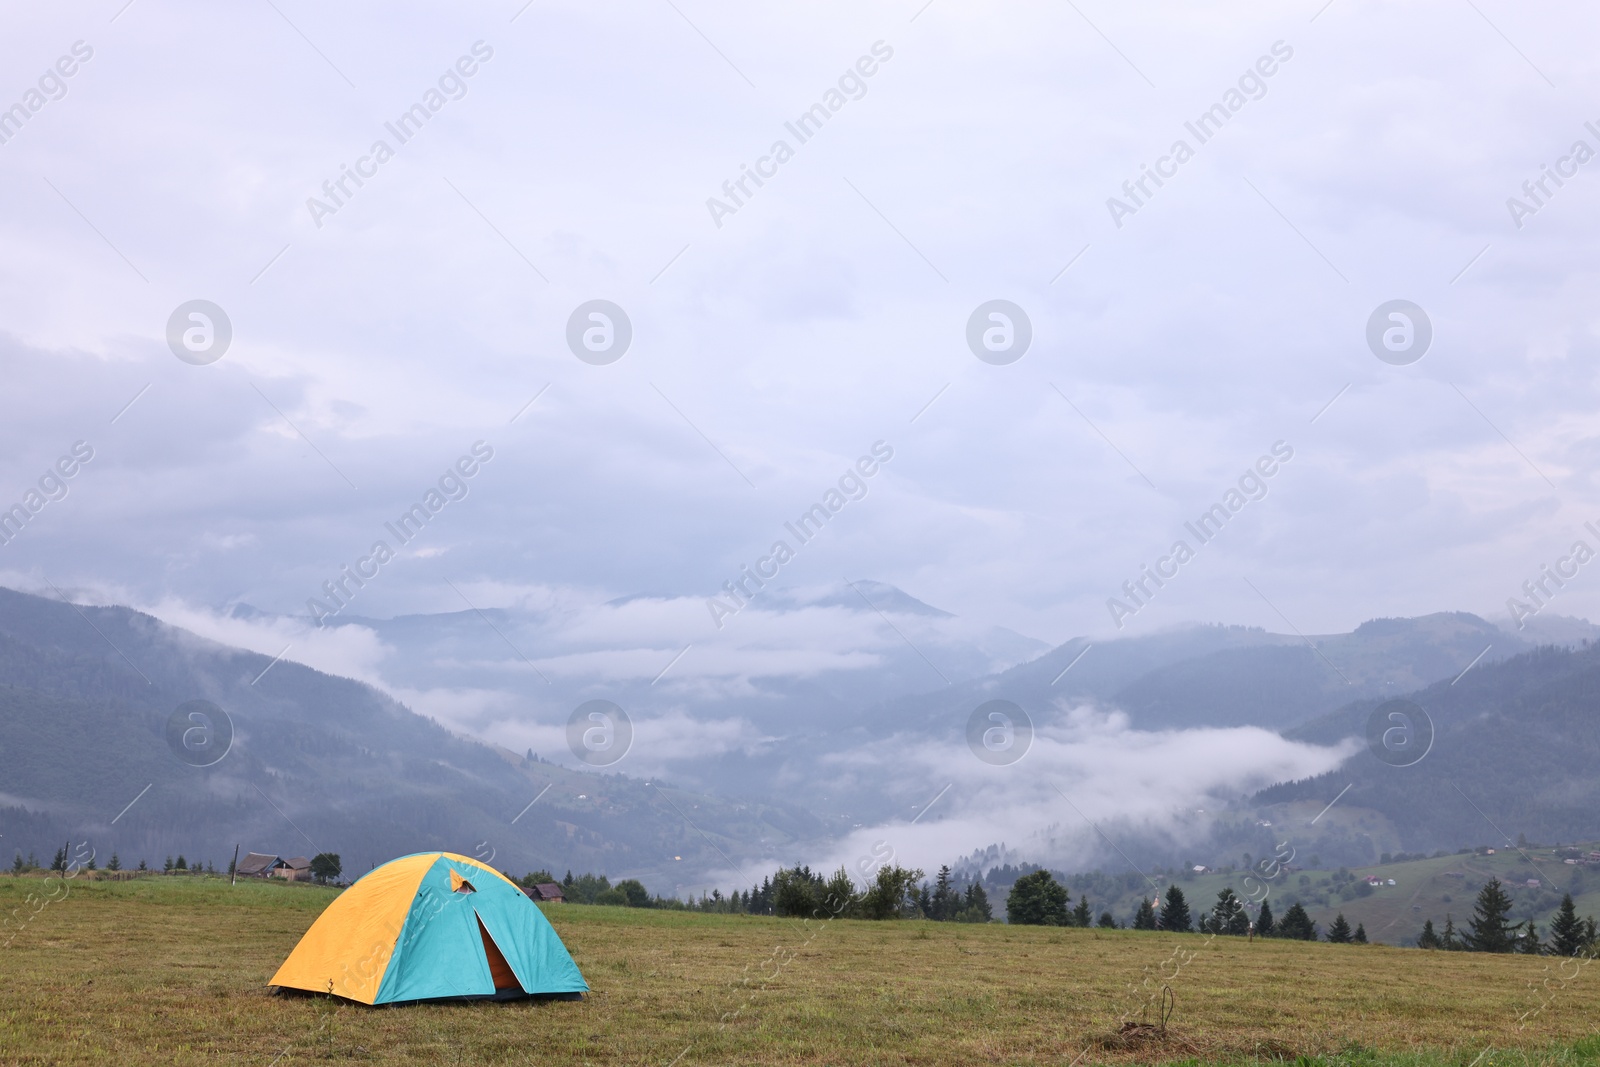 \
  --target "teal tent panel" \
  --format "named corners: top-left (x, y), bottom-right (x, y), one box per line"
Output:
top-left (374, 859), bottom-right (495, 1003)
top-left (437, 858), bottom-right (588, 995)
top-left (472, 898), bottom-right (588, 995)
